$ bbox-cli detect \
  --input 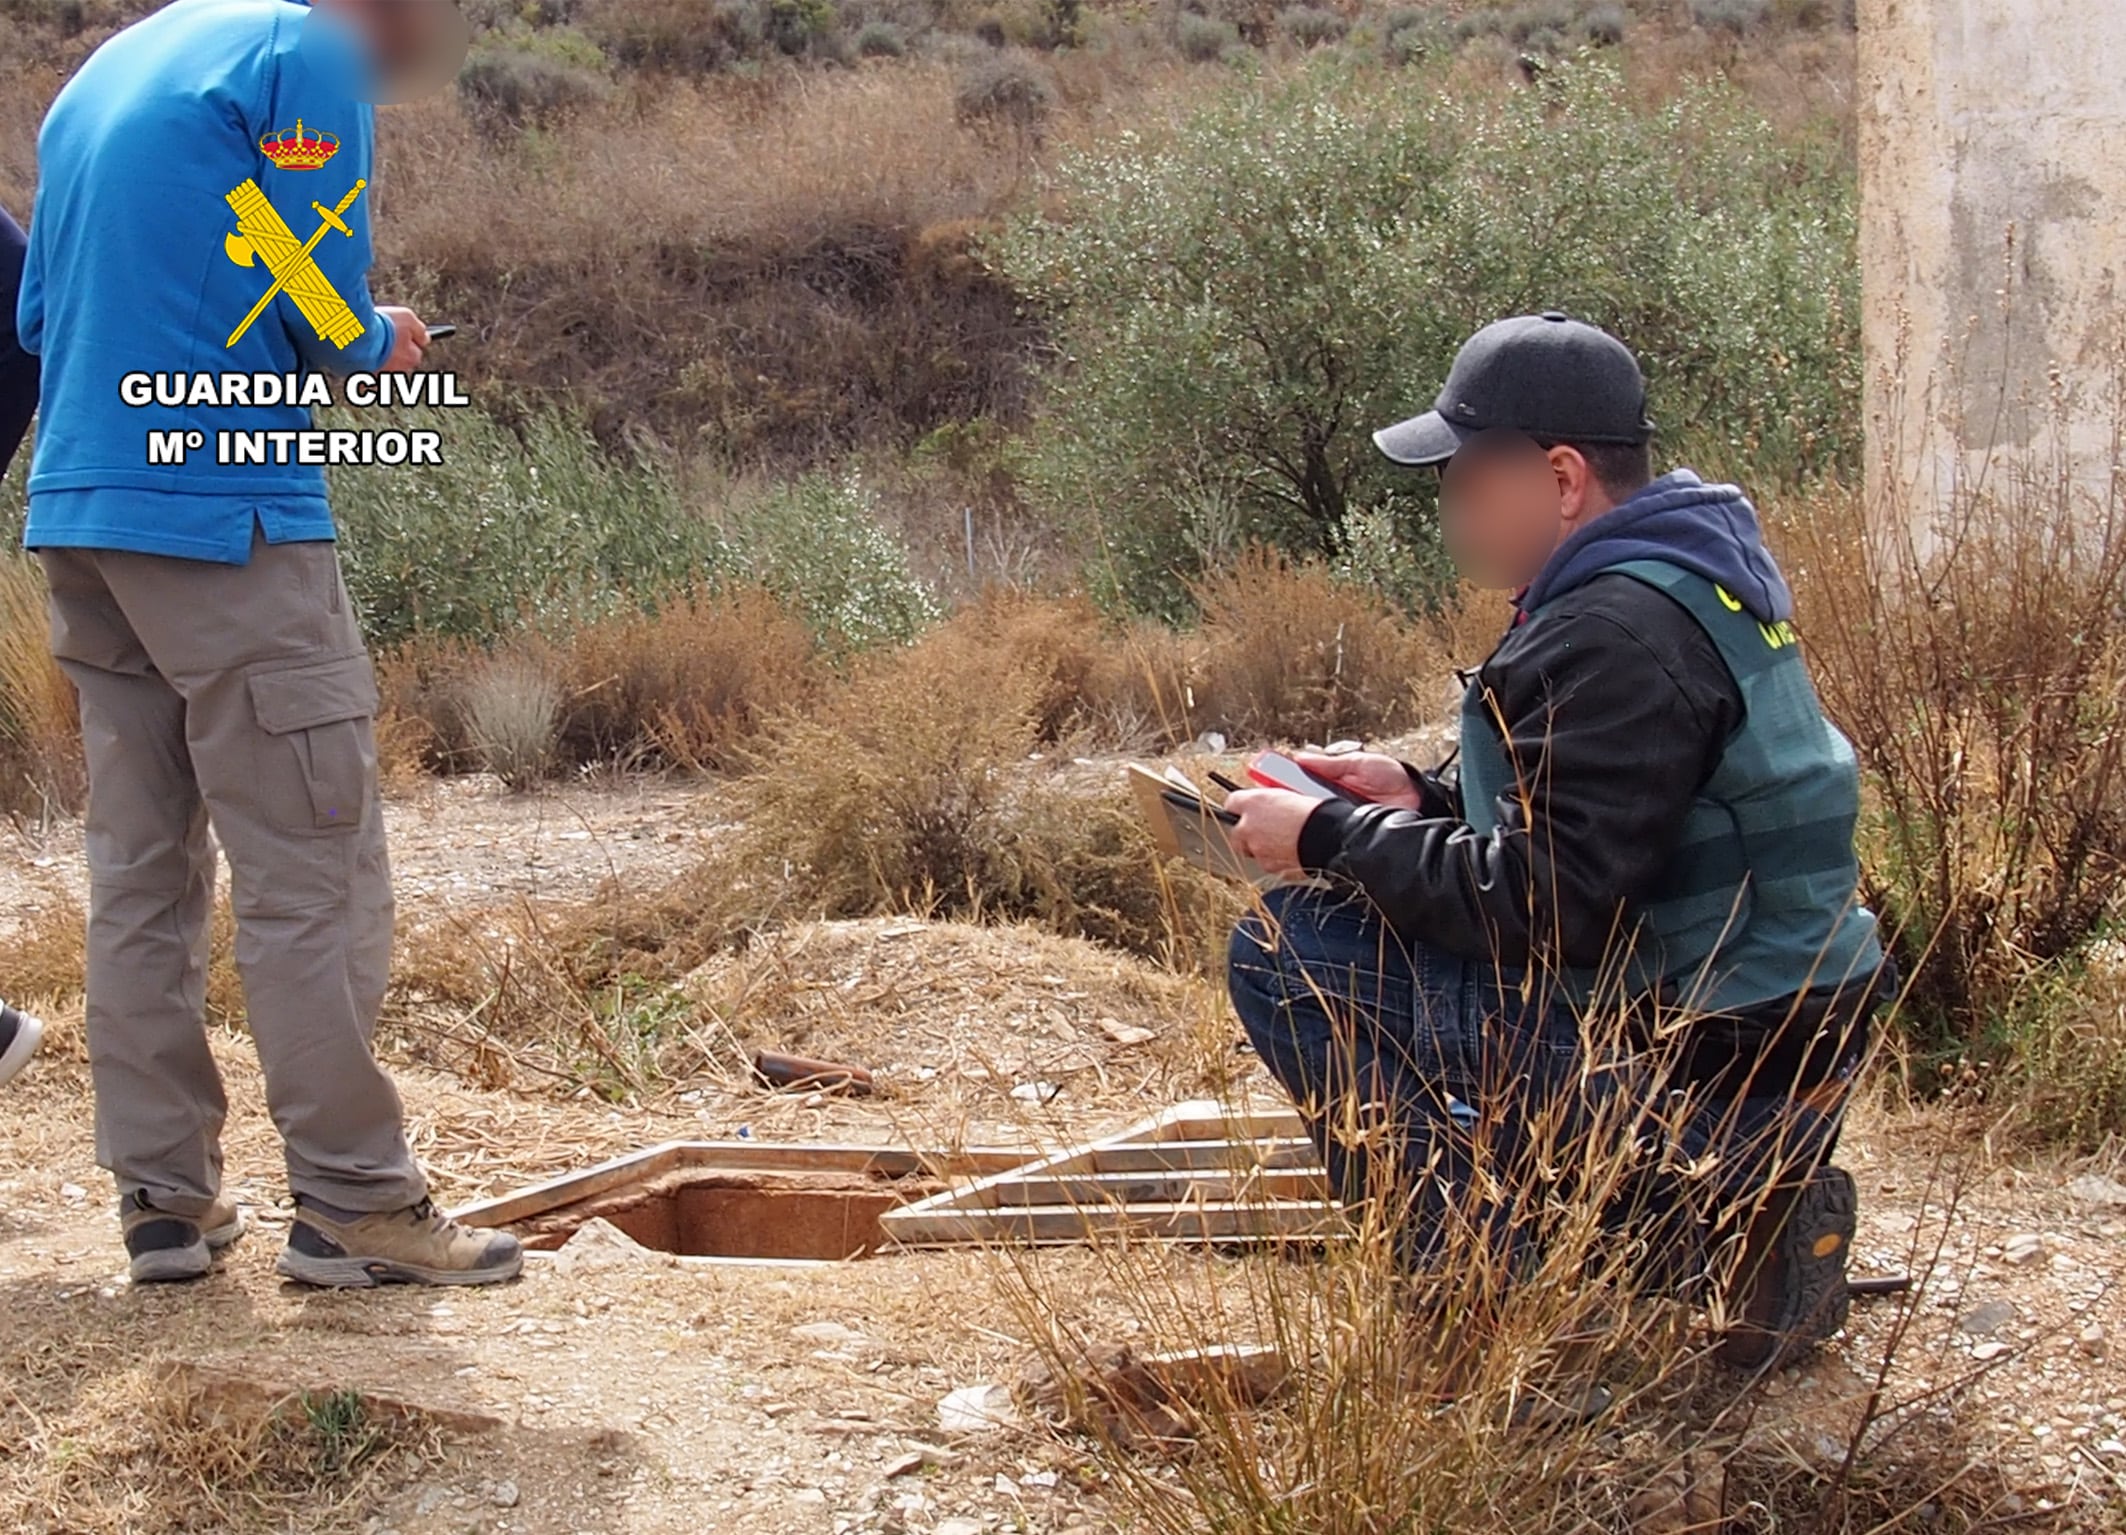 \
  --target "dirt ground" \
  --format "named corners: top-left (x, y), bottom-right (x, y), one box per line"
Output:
top-left (4, 778), bottom-right (2125, 1534)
